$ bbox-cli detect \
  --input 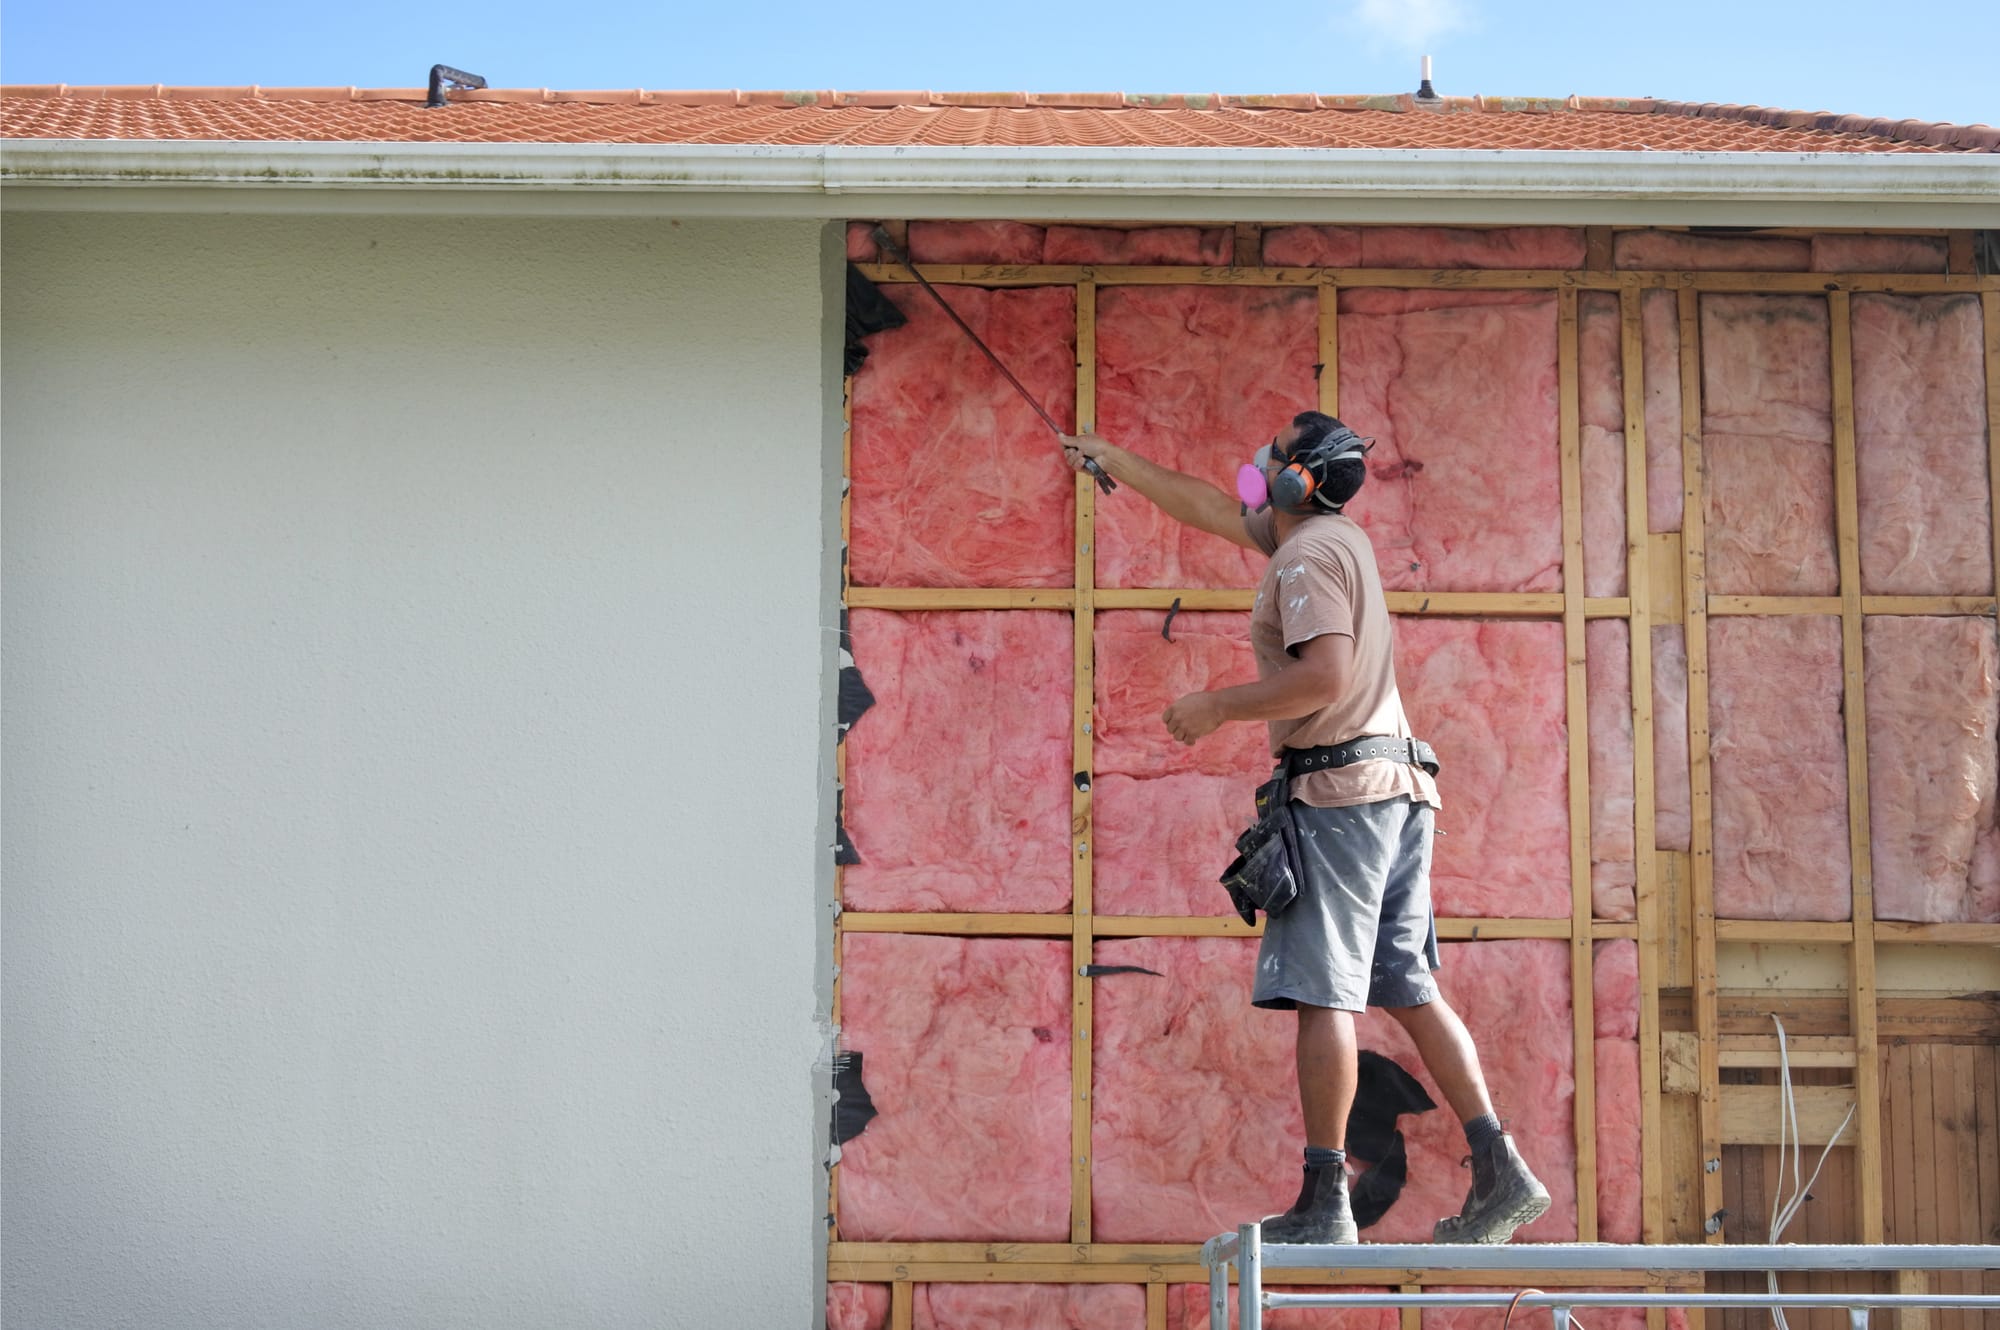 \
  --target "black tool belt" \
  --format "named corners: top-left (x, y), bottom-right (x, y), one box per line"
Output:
top-left (1282, 735), bottom-right (1439, 778)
